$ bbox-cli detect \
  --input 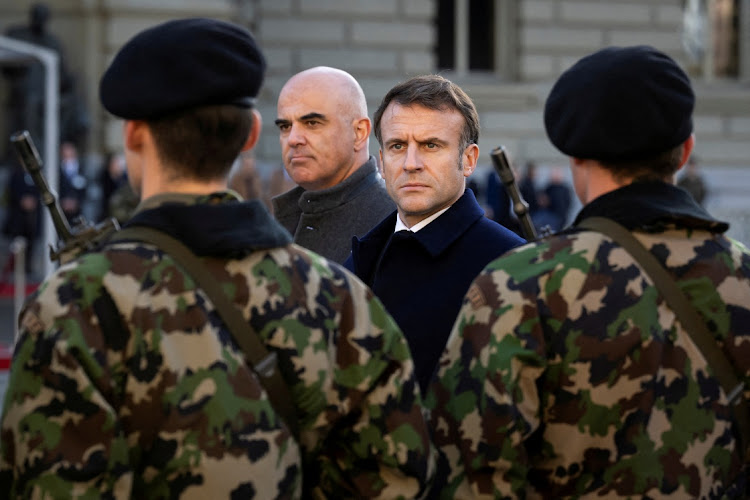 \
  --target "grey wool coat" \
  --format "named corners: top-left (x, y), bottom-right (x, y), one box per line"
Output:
top-left (271, 156), bottom-right (395, 264)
